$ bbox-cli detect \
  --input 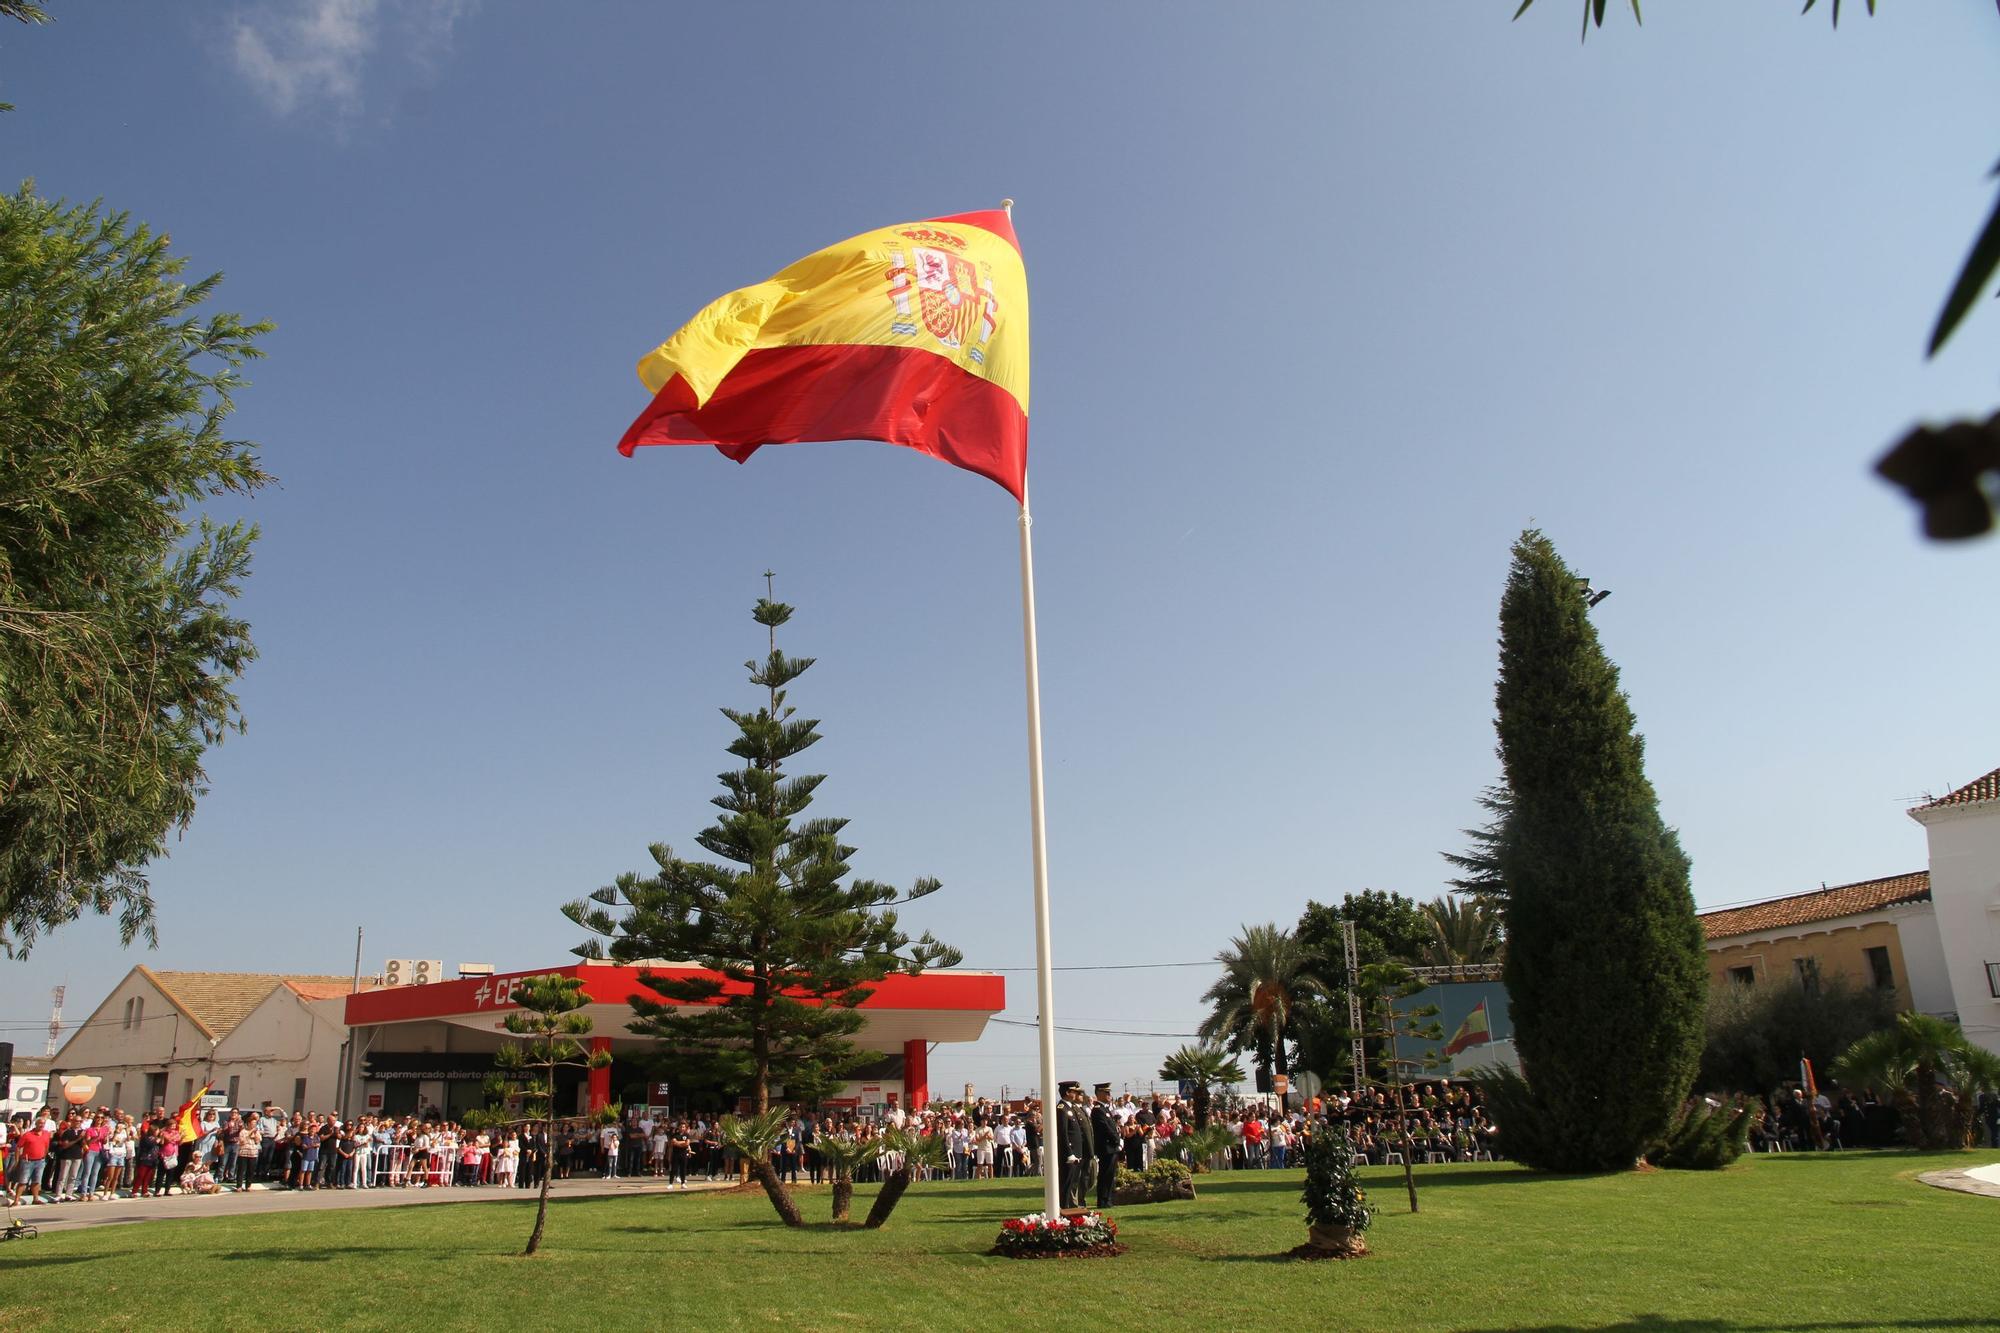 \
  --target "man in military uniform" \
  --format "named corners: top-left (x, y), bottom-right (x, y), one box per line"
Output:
top-left (1091, 1083), bottom-right (1121, 1209)
top-left (1055, 1081), bottom-right (1090, 1209)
